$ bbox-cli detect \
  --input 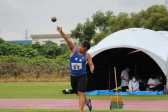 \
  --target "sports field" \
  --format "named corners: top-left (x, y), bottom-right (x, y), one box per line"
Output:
top-left (0, 82), bottom-right (168, 112)
top-left (1, 108), bottom-right (168, 112)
